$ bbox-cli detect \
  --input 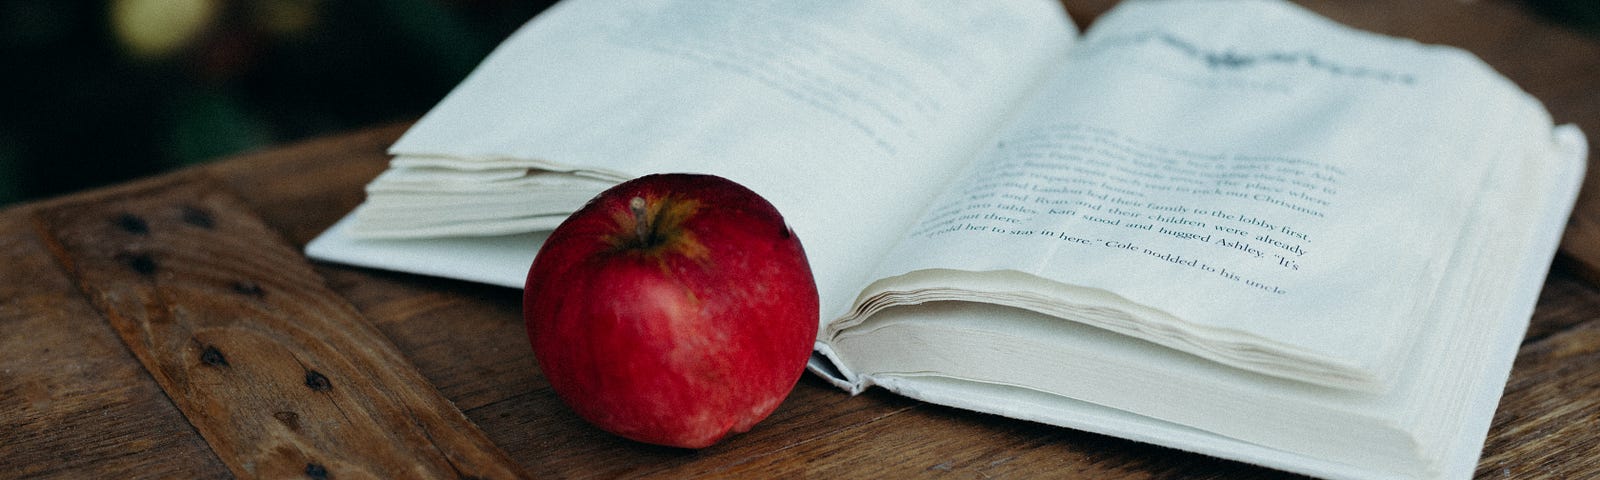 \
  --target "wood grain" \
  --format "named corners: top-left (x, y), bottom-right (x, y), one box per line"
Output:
top-left (0, 213), bottom-right (230, 479)
top-left (30, 176), bottom-right (528, 479)
top-left (1480, 267), bottom-right (1600, 478)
